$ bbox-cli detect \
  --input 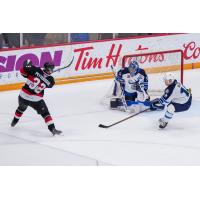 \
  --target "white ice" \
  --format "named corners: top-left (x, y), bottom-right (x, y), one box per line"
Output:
top-left (0, 69), bottom-right (200, 165)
